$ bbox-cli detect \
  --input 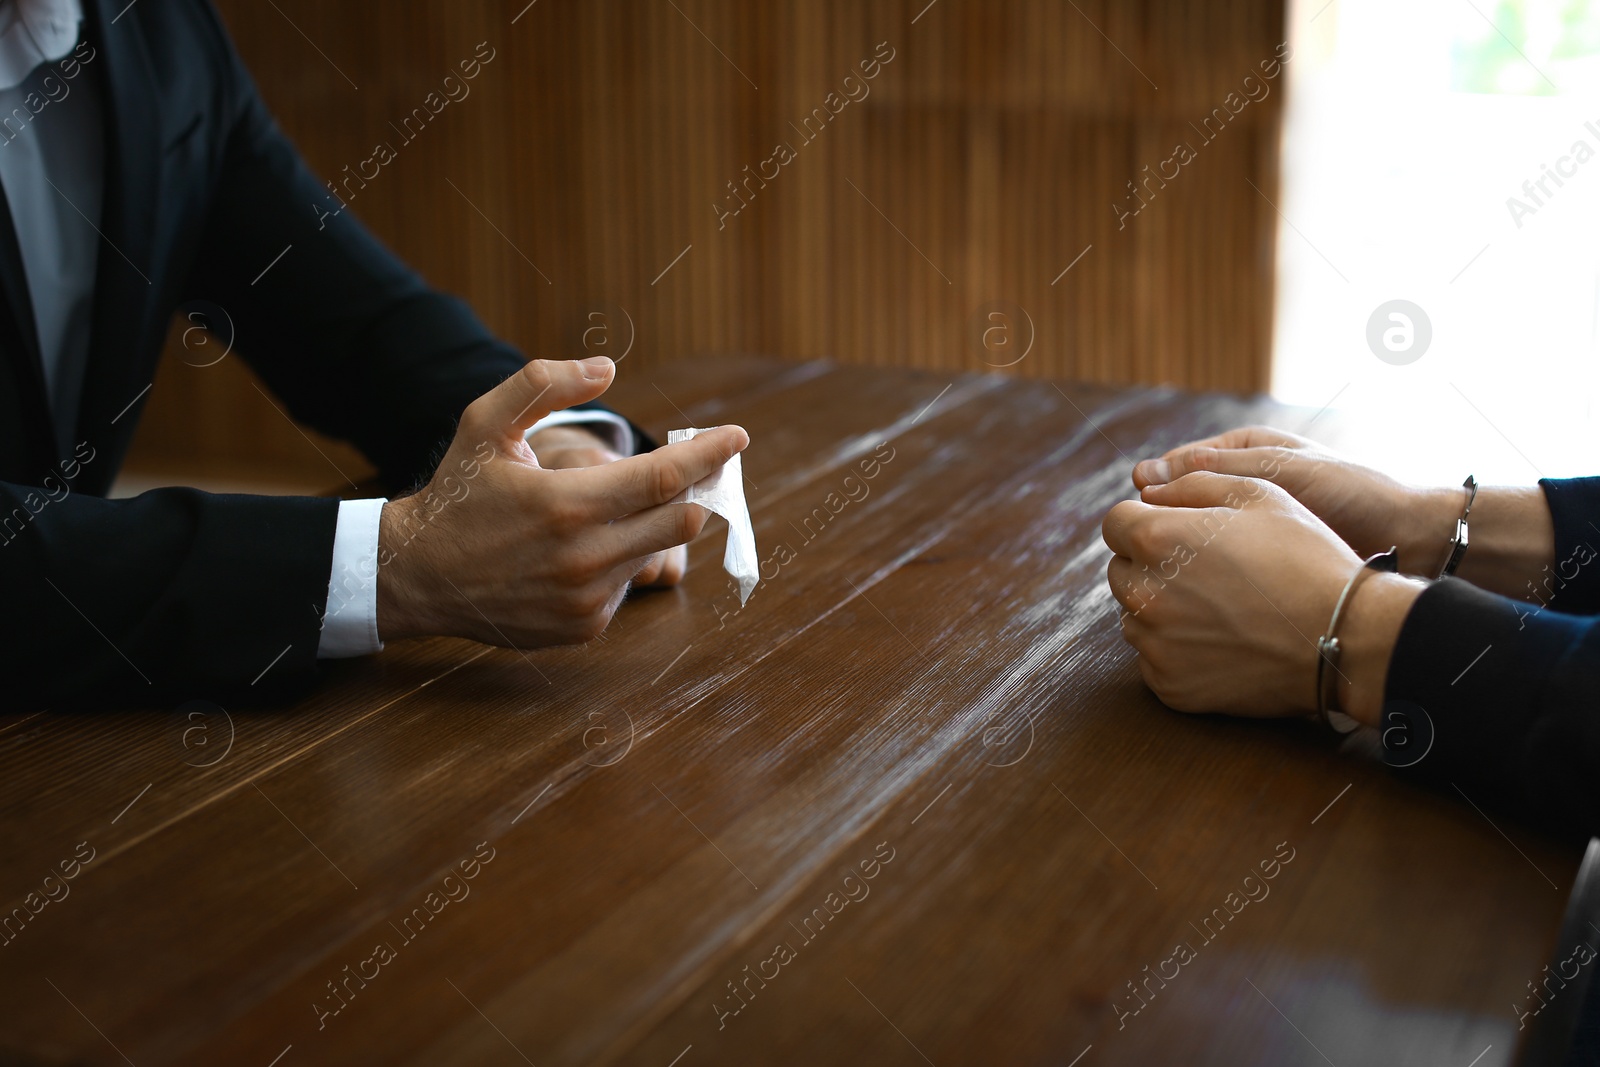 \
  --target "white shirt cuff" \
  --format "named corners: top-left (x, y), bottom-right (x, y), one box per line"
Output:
top-left (317, 497), bottom-right (386, 659)
top-left (316, 410), bottom-right (626, 660)
top-left (525, 409), bottom-right (633, 455)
